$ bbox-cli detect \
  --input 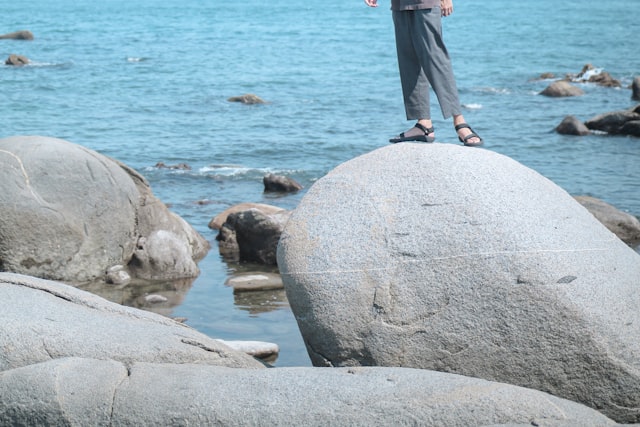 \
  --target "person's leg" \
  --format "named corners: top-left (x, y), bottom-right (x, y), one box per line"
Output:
top-left (411, 9), bottom-right (481, 145)
top-left (391, 11), bottom-right (435, 141)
